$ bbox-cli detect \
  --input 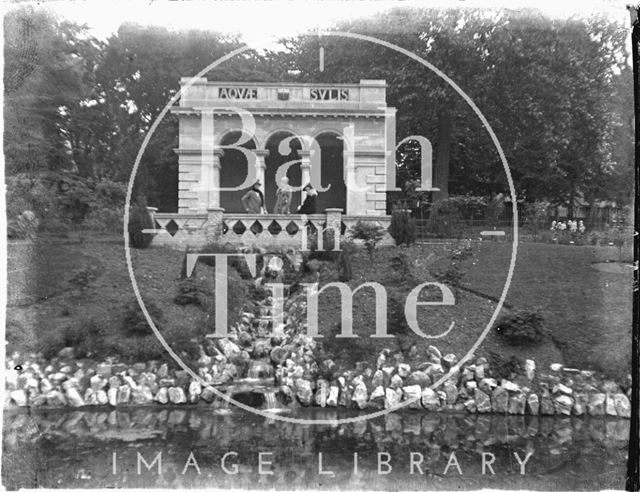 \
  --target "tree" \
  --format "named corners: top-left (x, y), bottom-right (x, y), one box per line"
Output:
top-left (76, 24), bottom-right (282, 207)
top-left (3, 7), bottom-right (90, 174)
top-left (5, 6), bottom-right (631, 218)
top-left (277, 8), bottom-right (631, 213)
